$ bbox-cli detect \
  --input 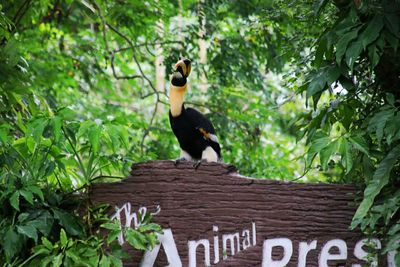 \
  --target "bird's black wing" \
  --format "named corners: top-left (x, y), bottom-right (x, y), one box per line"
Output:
top-left (184, 107), bottom-right (222, 159)
top-left (184, 107), bottom-right (217, 136)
